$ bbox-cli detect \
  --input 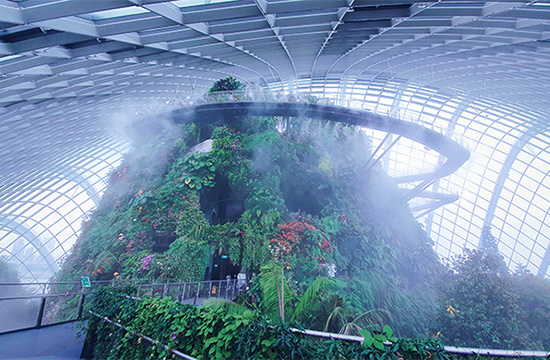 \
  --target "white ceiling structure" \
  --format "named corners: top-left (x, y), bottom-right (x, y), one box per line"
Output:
top-left (1, 0), bottom-right (550, 282)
